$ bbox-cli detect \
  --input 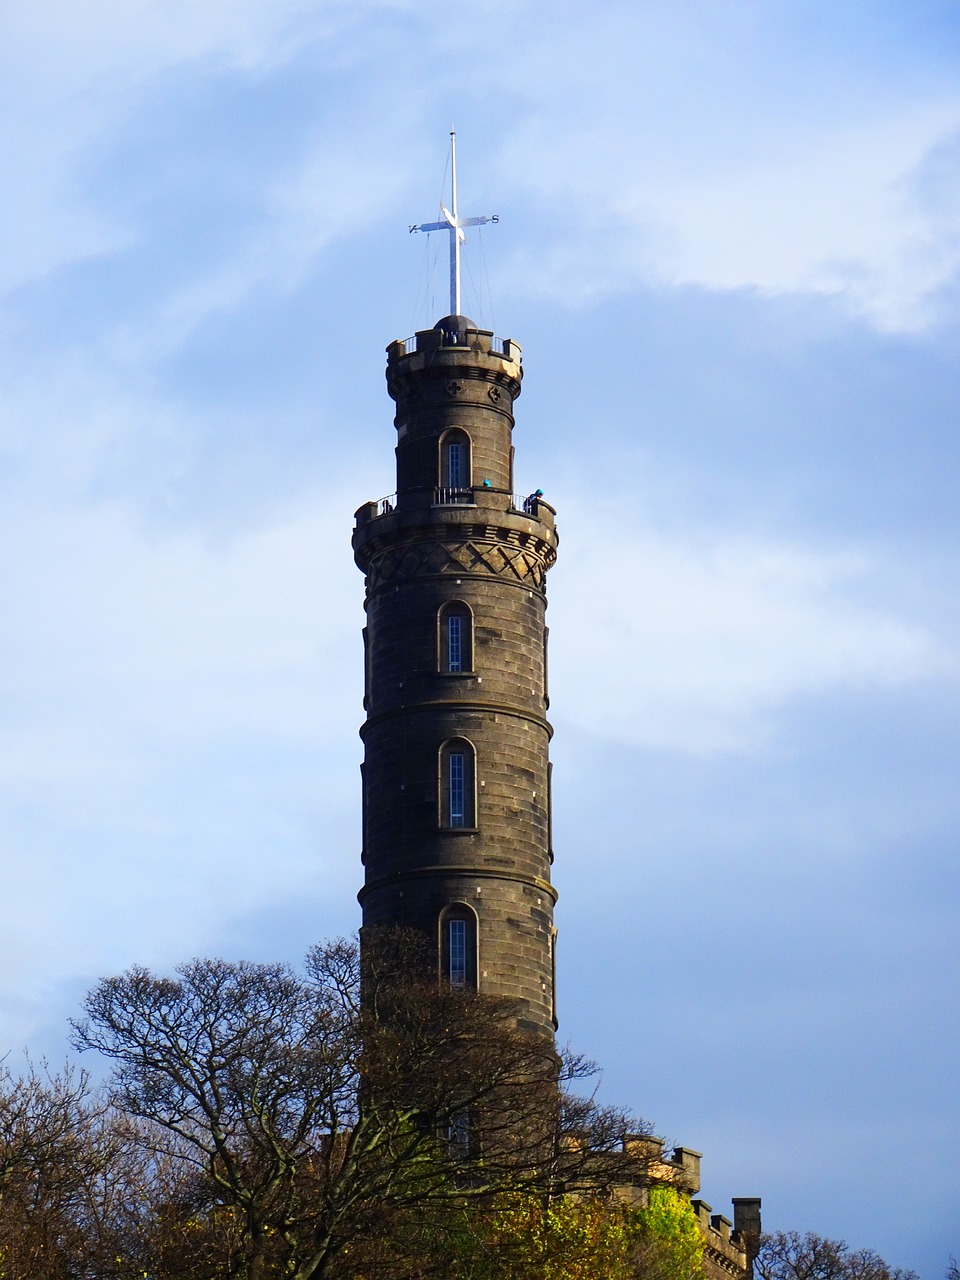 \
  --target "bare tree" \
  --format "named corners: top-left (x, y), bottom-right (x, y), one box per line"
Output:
top-left (72, 930), bottom-right (652, 1280)
top-left (0, 1061), bottom-right (147, 1278)
top-left (755, 1231), bottom-right (918, 1280)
